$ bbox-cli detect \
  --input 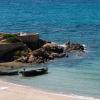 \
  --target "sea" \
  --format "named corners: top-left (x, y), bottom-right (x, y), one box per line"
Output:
top-left (0, 0), bottom-right (100, 99)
